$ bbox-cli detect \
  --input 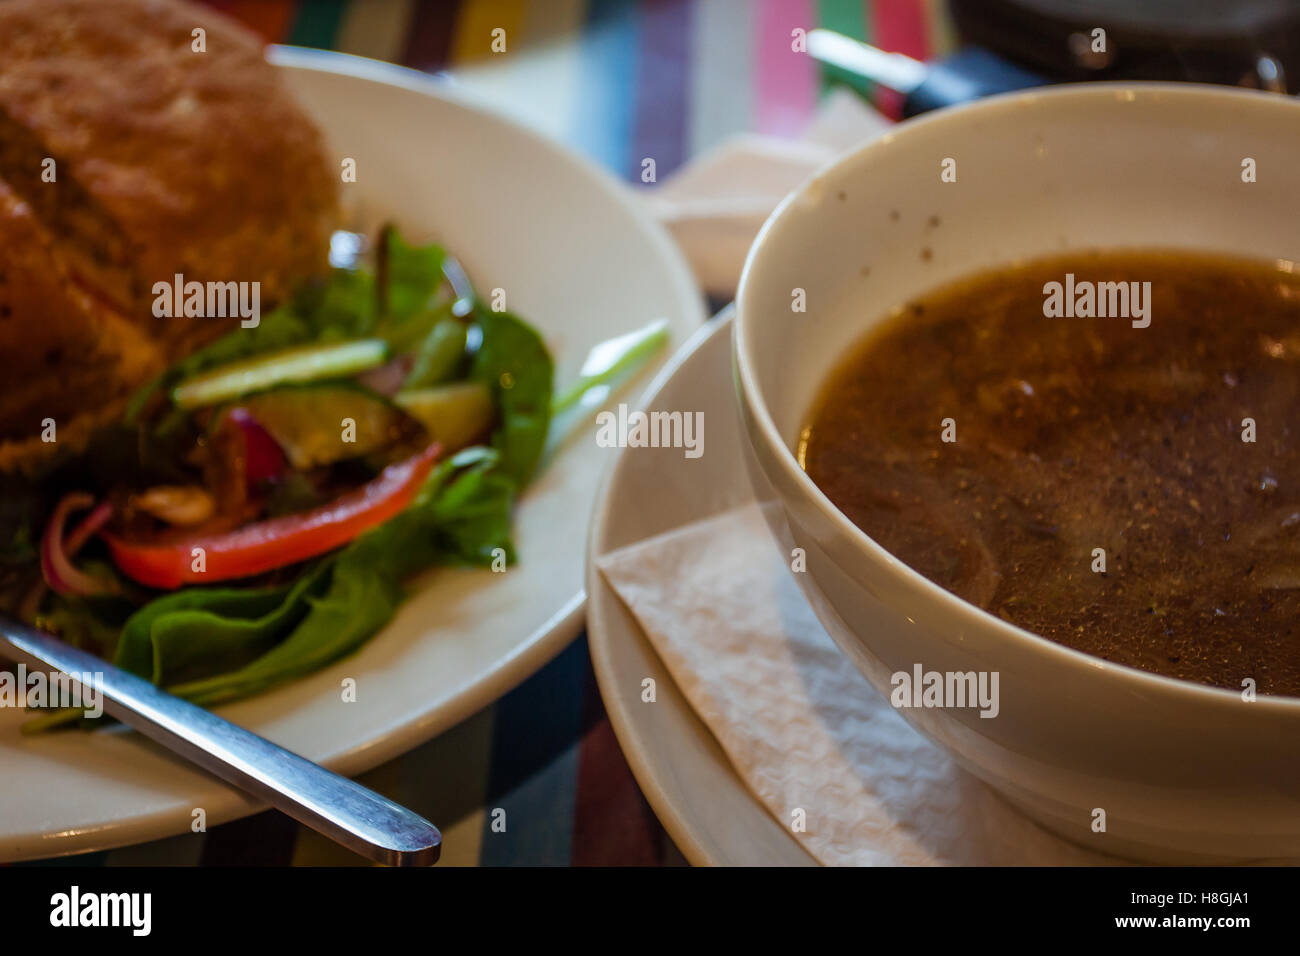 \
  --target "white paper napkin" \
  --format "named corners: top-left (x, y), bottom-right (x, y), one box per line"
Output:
top-left (645, 89), bottom-right (893, 297)
top-left (596, 502), bottom-right (1121, 866)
